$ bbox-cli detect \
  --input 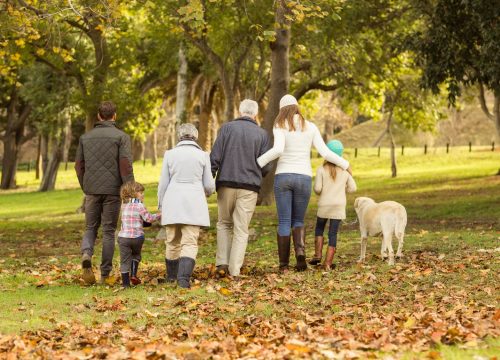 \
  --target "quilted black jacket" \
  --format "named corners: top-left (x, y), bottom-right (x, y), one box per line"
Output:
top-left (75, 121), bottom-right (134, 195)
